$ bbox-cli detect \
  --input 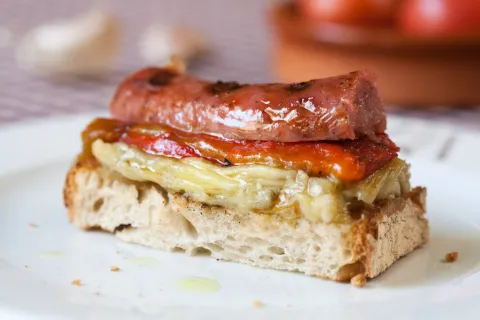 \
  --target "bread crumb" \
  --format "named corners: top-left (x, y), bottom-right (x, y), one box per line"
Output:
top-left (110, 266), bottom-right (120, 272)
top-left (444, 252), bottom-right (458, 263)
top-left (94, 291), bottom-right (101, 296)
top-left (28, 223), bottom-right (37, 228)
top-left (71, 279), bottom-right (82, 286)
top-left (24, 265), bottom-right (29, 269)
top-left (350, 274), bottom-right (366, 287)
top-left (116, 251), bottom-right (120, 254)
top-left (252, 300), bottom-right (263, 308)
